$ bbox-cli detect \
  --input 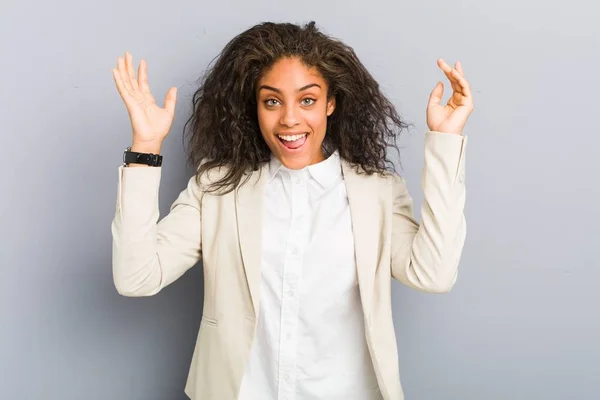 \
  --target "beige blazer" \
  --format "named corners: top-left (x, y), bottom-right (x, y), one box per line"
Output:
top-left (111, 130), bottom-right (468, 400)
